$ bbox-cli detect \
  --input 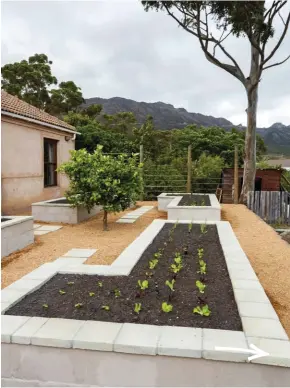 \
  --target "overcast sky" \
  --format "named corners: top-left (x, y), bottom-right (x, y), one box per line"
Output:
top-left (2, 0), bottom-right (290, 127)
